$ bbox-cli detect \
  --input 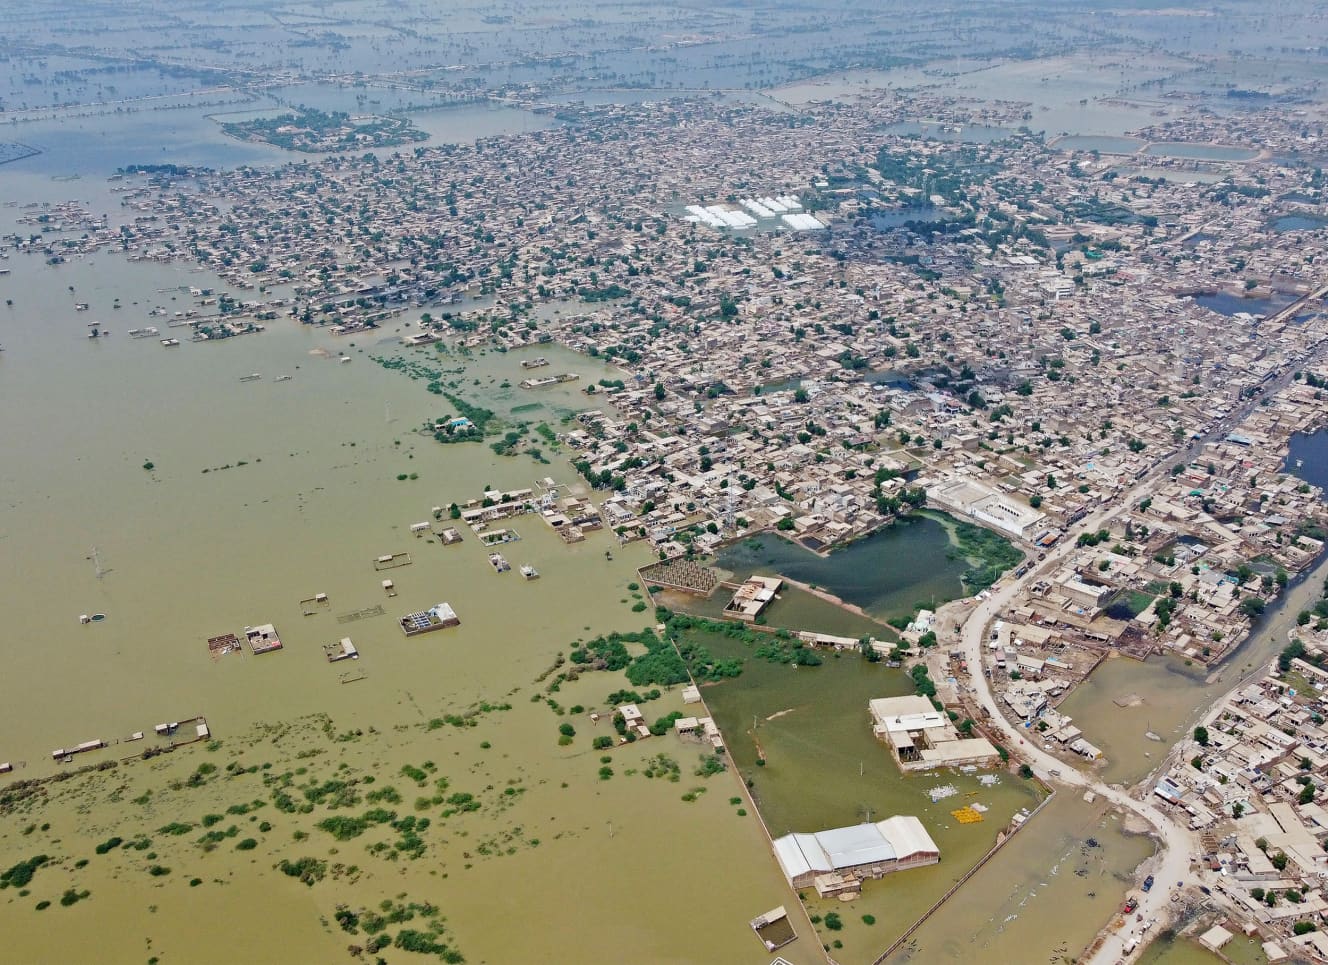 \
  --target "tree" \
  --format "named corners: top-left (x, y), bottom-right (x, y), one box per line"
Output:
top-left (1019, 764), bottom-right (1034, 779)
top-left (1300, 783), bottom-right (1316, 805)
top-left (1239, 596), bottom-right (1266, 618)
top-left (1270, 850), bottom-right (1289, 871)
top-left (1029, 495), bottom-right (1043, 509)
top-left (1193, 726), bottom-right (1209, 746)
top-left (653, 382), bottom-right (665, 401)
